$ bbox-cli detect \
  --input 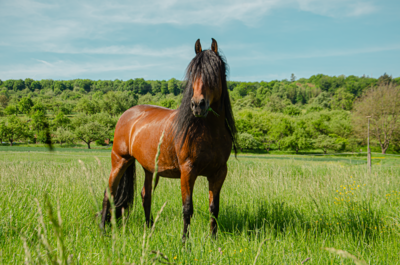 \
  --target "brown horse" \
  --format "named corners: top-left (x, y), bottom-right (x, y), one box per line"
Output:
top-left (100, 38), bottom-right (237, 241)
